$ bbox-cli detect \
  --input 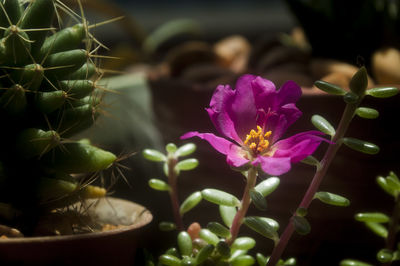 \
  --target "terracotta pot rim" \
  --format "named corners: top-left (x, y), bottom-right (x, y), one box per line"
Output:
top-left (0, 197), bottom-right (152, 244)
